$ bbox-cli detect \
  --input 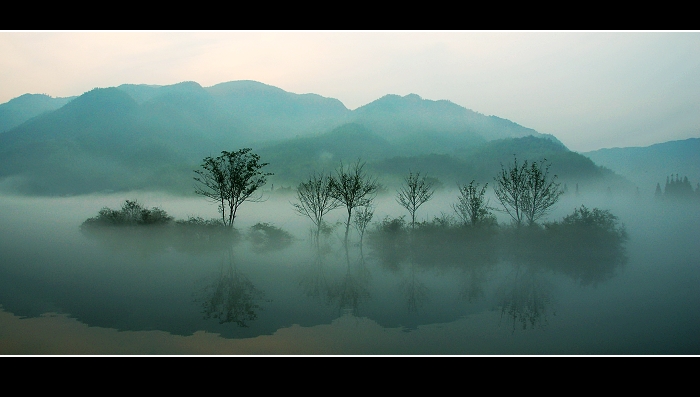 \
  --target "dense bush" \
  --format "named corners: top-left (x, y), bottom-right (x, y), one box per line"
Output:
top-left (248, 222), bottom-right (294, 252)
top-left (175, 216), bottom-right (225, 228)
top-left (539, 205), bottom-right (628, 285)
top-left (547, 205), bottom-right (627, 242)
top-left (366, 214), bottom-right (499, 270)
top-left (81, 199), bottom-right (173, 227)
top-left (366, 216), bottom-right (409, 270)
